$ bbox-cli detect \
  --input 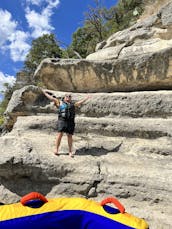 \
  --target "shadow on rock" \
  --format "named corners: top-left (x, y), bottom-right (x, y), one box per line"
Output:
top-left (76, 143), bottom-right (122, 156)
top-left (0, 163), bottom-right (67, 199)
